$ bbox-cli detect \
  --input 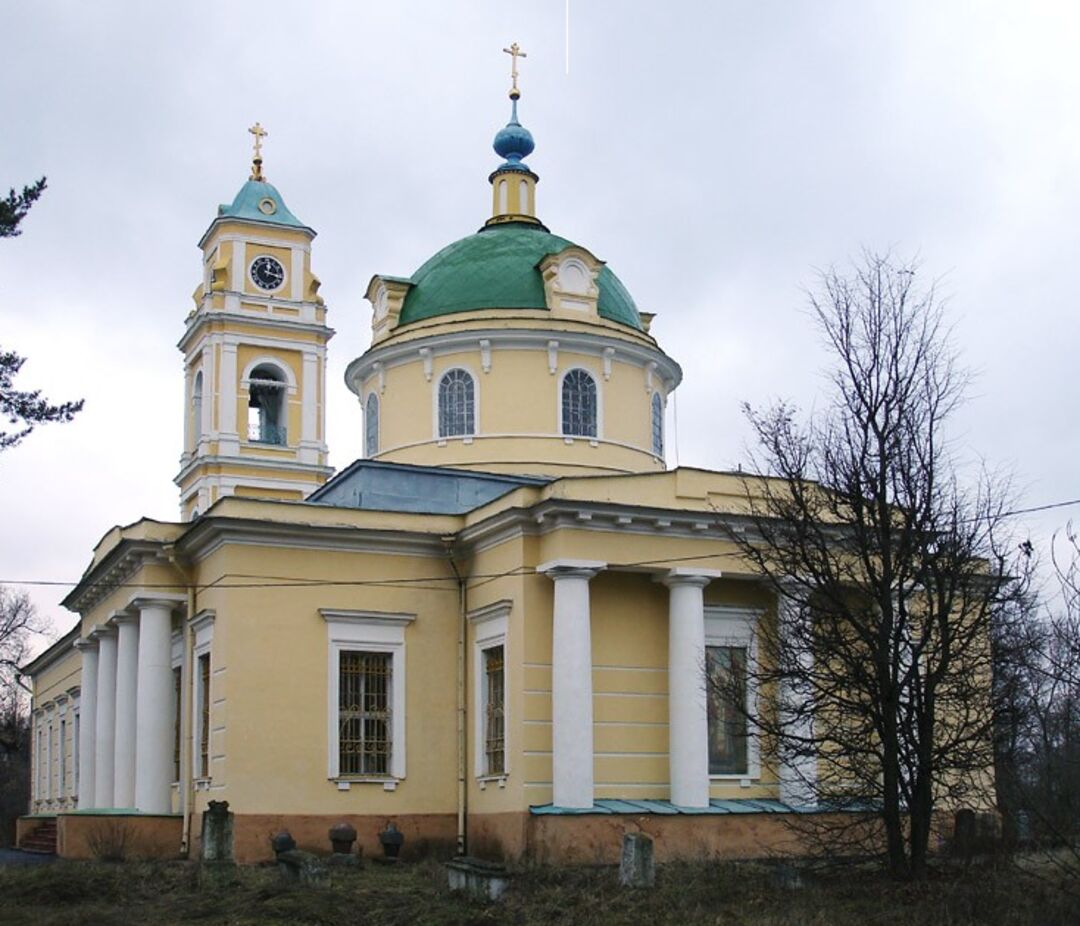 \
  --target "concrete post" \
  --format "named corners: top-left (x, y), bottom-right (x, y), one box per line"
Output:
top-left (92, 627), bottom-right (118, 808)
top-left (134, 600), bottom-right (176, 813)
top-left (112, 613), bottom-right (140, 808)
top-left (73, 638), bottom-right (98, 809)
top-left (538, 559), bottom-right (605, 809)
top-left (660, 568), bottom-right (722, 808)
